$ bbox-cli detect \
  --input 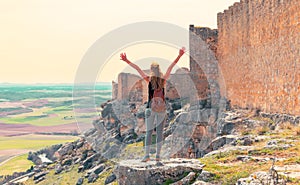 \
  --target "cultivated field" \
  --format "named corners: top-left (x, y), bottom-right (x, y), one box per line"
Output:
top-left (0, 83), bottom-right (111, 177)
top-left (0, 134), bottom-right (79, 176)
